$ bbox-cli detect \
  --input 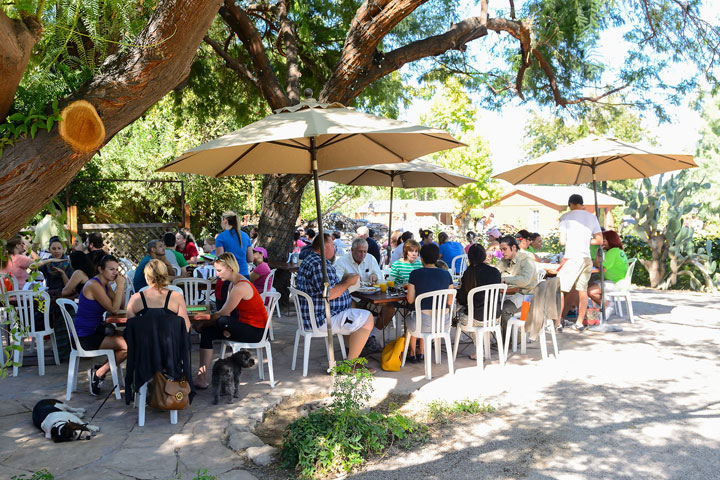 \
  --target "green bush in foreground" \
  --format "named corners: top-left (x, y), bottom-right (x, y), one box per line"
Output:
top-left (427, 399), bottom-right (496, 424)
top-left (280, 358), bottom-right (425, 478)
